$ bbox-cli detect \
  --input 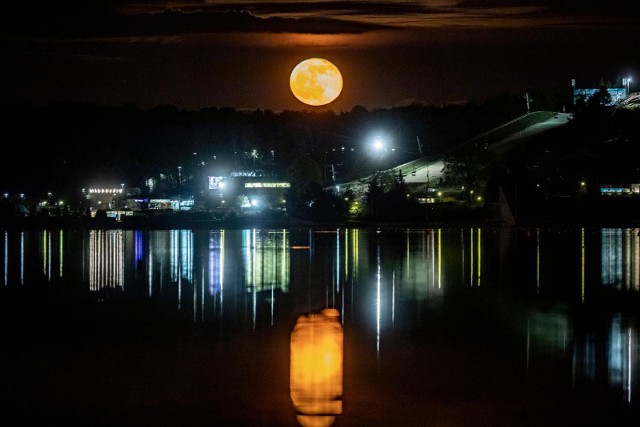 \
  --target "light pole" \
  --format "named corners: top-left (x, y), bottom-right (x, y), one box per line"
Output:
top-left (373, 135), bottom-right (384, 152)
top-left (624, 76), bottom-right (632, 95)
top-left (369, 135), bottom-right (389, 220)
top-left (371, 135), bottom-right (387, 173)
